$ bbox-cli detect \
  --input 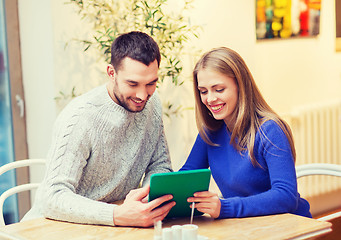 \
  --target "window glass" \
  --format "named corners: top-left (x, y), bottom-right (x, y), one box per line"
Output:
top-left (0, 0), bottom-right (19, 224)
